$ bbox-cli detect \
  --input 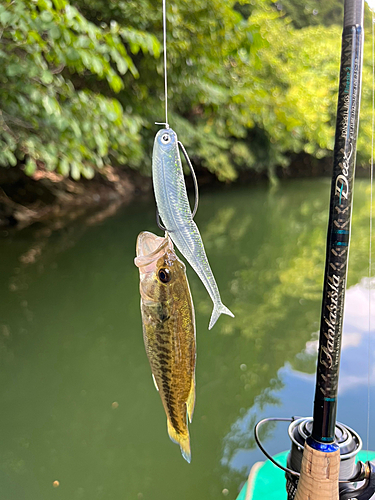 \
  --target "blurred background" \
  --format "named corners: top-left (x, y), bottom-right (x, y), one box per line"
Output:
top-left (0, 1), bottom-right (375, 499)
